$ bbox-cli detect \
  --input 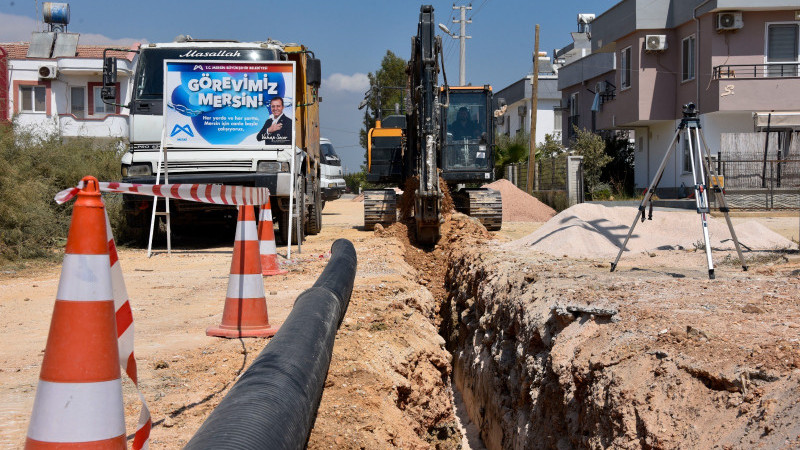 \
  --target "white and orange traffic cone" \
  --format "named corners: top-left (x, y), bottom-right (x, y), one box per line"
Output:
top-left (257, 199), bottom-right (288, 276)
top-left (207, 205), bottom-right (279, 338)
top-left (26, 176), bottom-right (126, 449)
